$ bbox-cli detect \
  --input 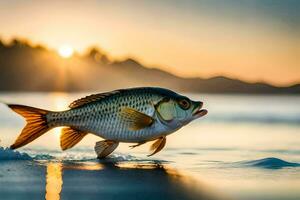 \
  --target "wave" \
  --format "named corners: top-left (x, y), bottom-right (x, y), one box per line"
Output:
top-left (0, 146), bottom-right (96, 161)
top-left (233, 157), bottom-right (300, 169)
top-left (2, 146), bottom-right (299, 170)
top-left (0, 147), bottom-right (32, 160)
top-left (0, 146), bottom-right (164, 163)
